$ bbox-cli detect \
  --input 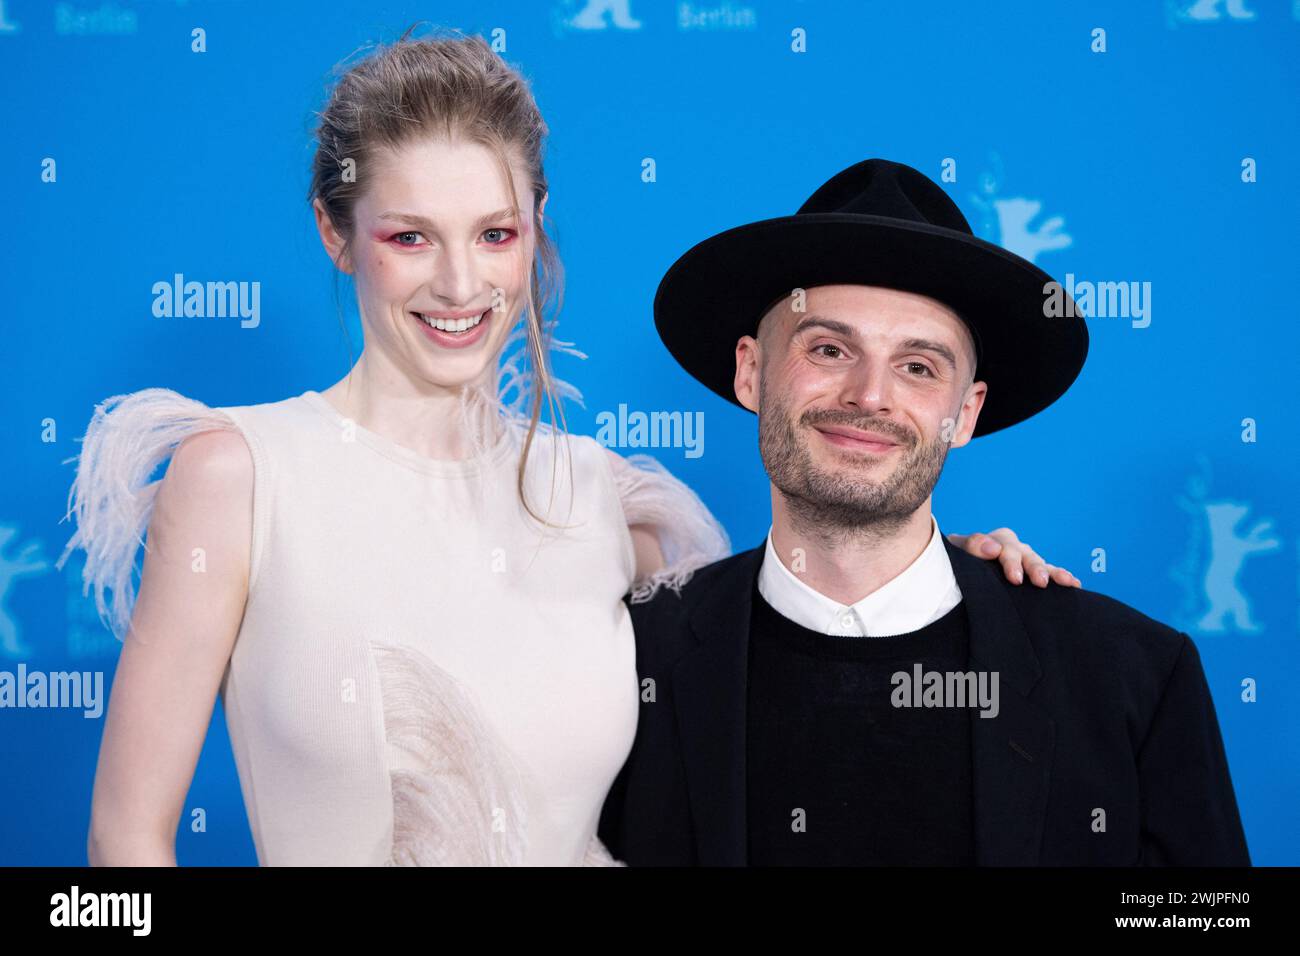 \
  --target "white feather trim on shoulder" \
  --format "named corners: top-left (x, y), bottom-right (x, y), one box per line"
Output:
top-left (605, 451), bottom-right (731, 604)
top-left (54, 388), bottom-right (239, 642)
